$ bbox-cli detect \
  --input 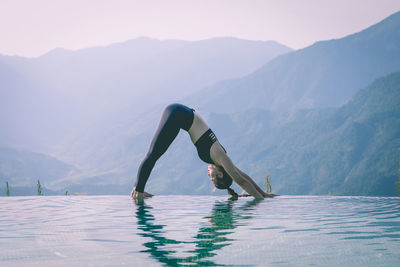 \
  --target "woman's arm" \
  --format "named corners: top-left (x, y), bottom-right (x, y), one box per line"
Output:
top-left (210, 143), bottom-right (265, 199)
top-left (234, 166), bottom-right (268, 197)
top-left (234, 167), bottom-right (276, 197)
